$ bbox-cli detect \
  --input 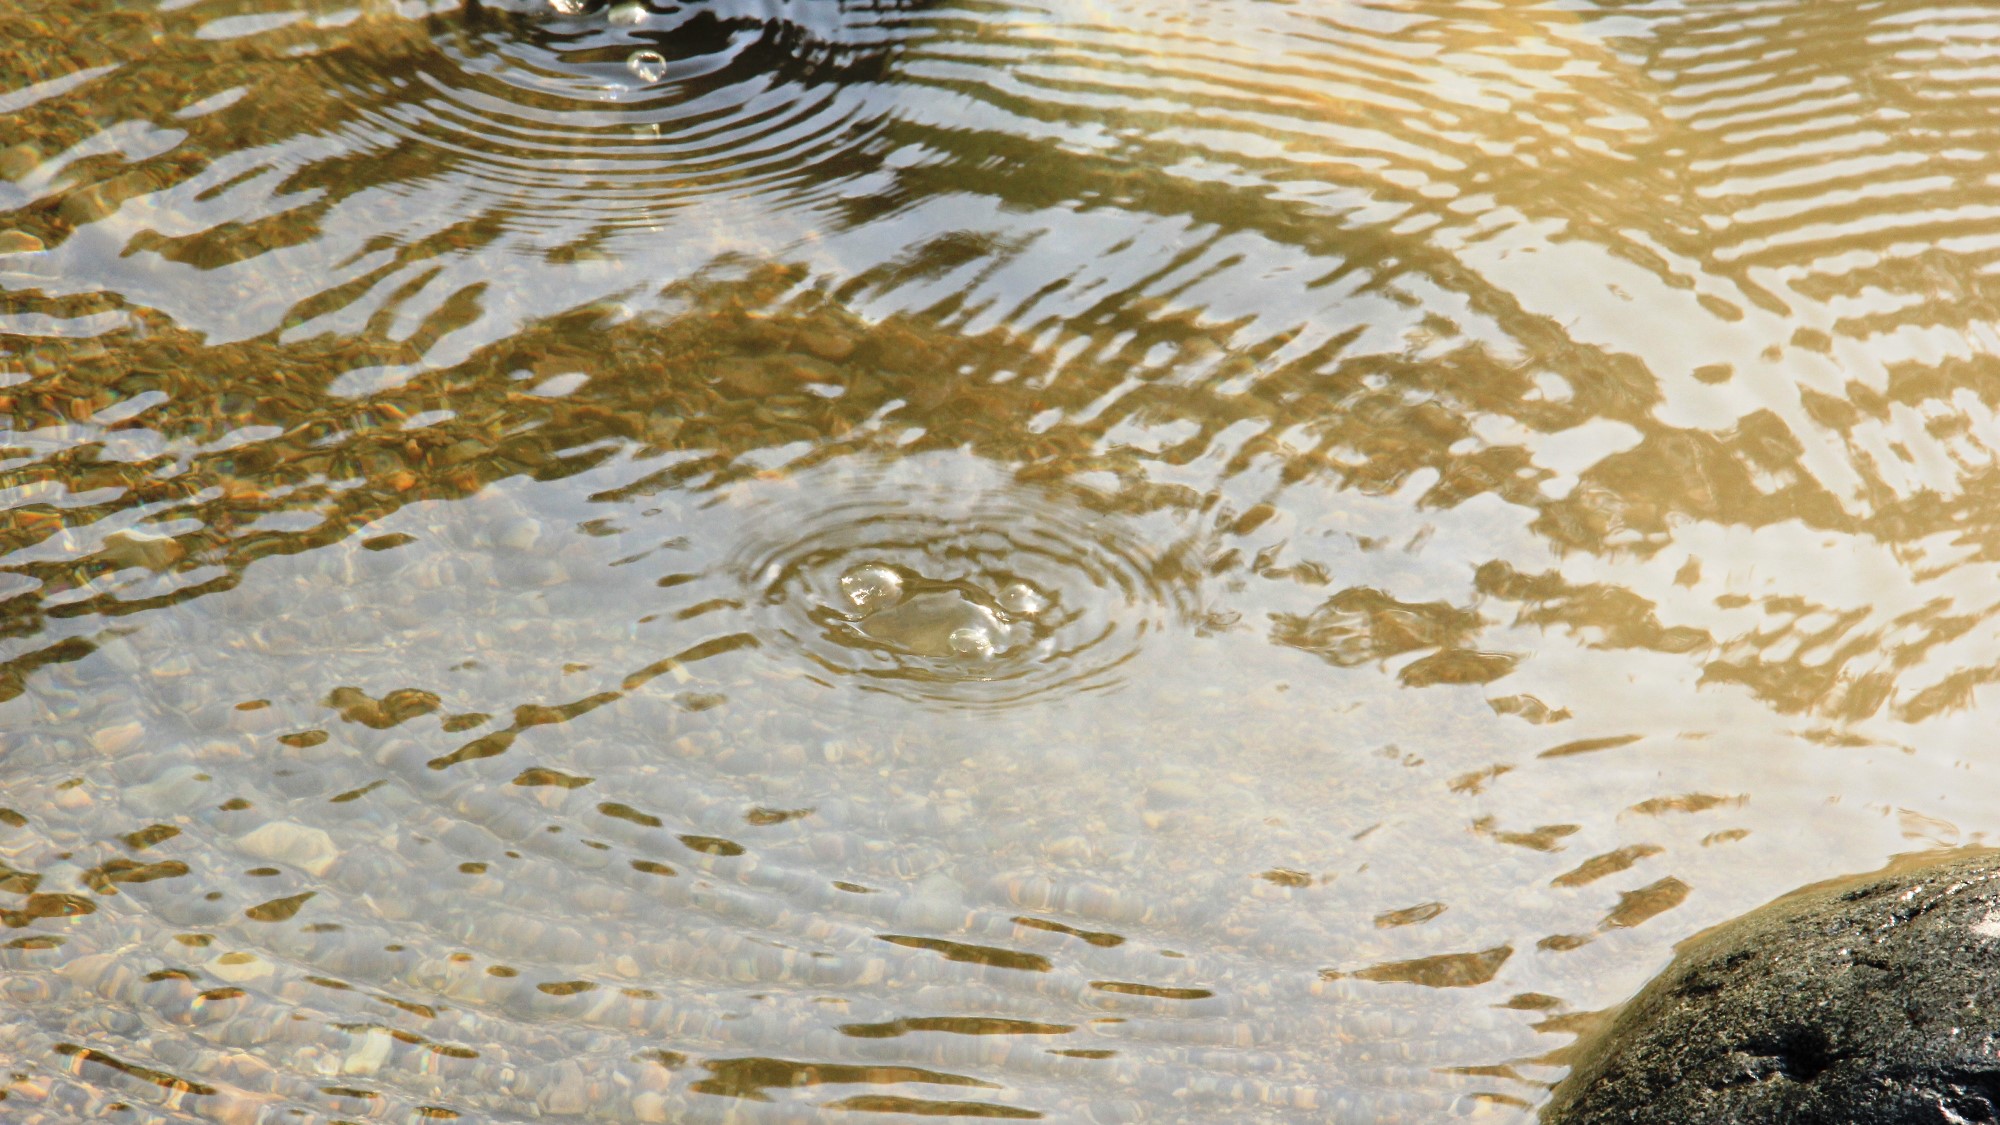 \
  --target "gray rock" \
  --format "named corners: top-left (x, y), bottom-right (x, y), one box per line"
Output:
top-left (1546, 849), bottom-right (2000, 1124)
